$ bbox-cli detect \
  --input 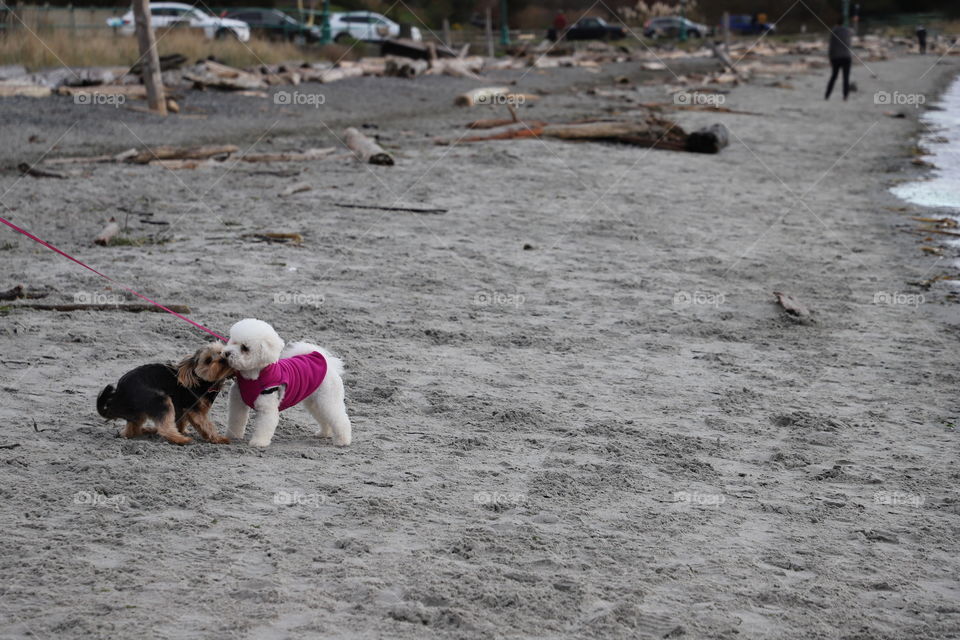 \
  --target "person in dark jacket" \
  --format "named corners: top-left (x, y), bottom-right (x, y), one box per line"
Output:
top-left (916, 25), bottom-right (927, 54)
top-left (825, 23), bottom-right (853, 100)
